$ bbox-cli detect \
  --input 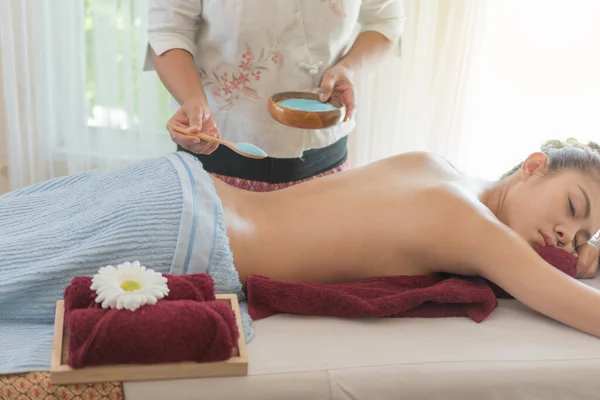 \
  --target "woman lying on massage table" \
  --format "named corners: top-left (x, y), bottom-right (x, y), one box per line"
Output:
top-left (1, 138), bottom-right (599, 373)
